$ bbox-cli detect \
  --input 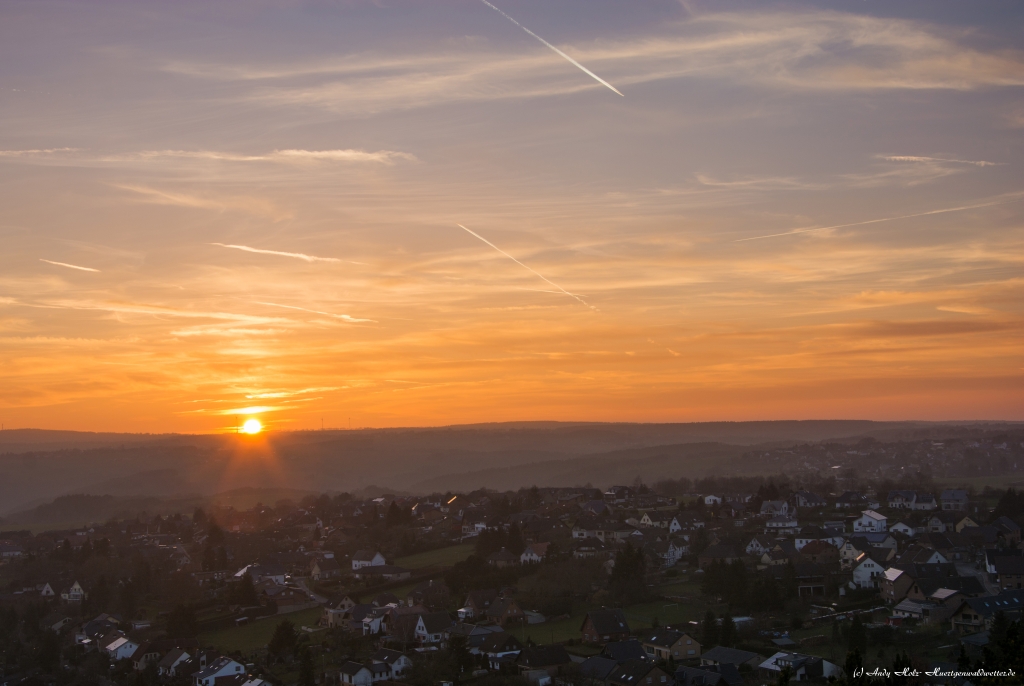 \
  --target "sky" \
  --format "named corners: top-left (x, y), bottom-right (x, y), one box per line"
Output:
top-left (1, 0), bottom-right (1023, 433)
